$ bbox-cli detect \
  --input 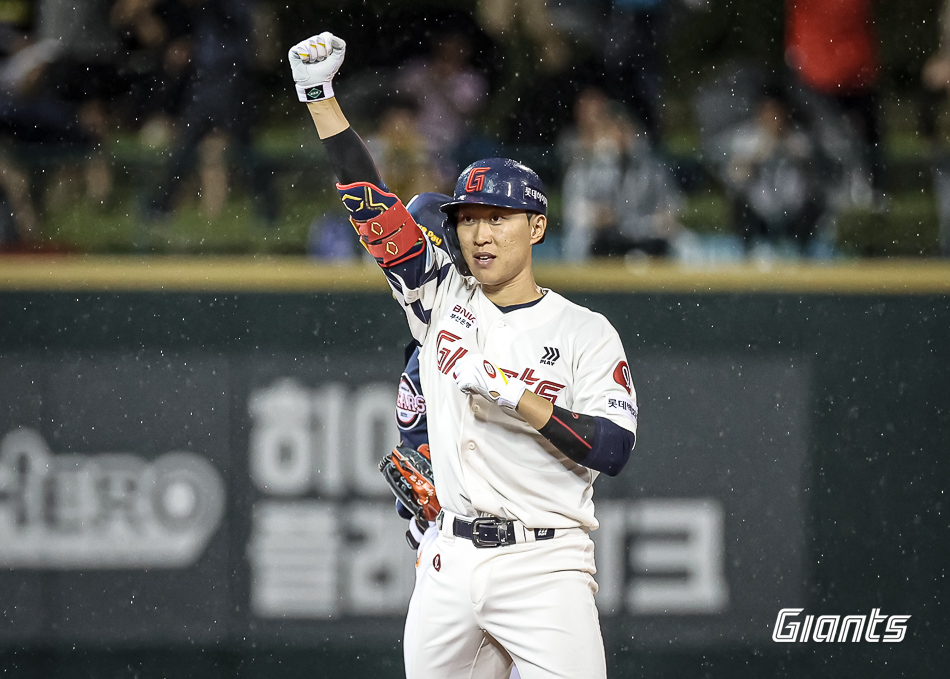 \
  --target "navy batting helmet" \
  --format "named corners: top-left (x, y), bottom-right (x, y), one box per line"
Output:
top-left (438, 159), bottom-right (548, 276)
top-left (440, 158), bottom-right (548, 217)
